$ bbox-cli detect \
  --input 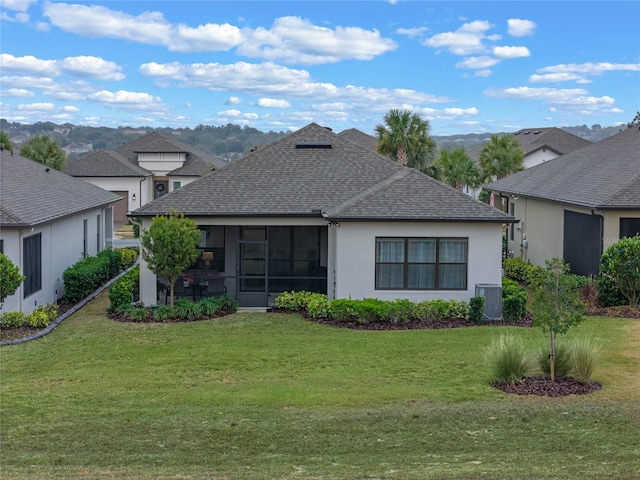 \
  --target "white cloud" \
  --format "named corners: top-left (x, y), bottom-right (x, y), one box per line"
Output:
top-left (226, 96), bottom-right (242, 105)
top-left (257, 98), bottom-right (291, 108)
top-left (2, 87), bottom-right (33, 97)
top-left (43, 3), bottom-right (396, 65)
top-left (529, 73), bottom-right (588, 83)
top-left (0, 53), bottom-right (58, 76)
top-left (17, 102), bottom-right (56, 111)
top-left (59, 56), bottom-right (125, 81)
top-left (530, 62), bottom-right (640, 84)
top-left (239, 16), bottom-right (397, 65)
top-left (87, 90), bottom-right (164, 110)
top-left (423, 20), bottom-right (493, 55)
top-left (0, 53), bottom-right (124, 80)
top-left (507, 19), bottom-right (536, 37)
top-left (456, 56), bottom-right (500, 70)
top-left (492, 46), bottom-right (530, 59)
top-left (484, 86), bottom-right (618, 114)
top-left (0, 0), bottom-right (34, 22)
top-left (396, 26), bottom-right (428, 37)
top-left (218, 109), bottom-right (242, 117)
